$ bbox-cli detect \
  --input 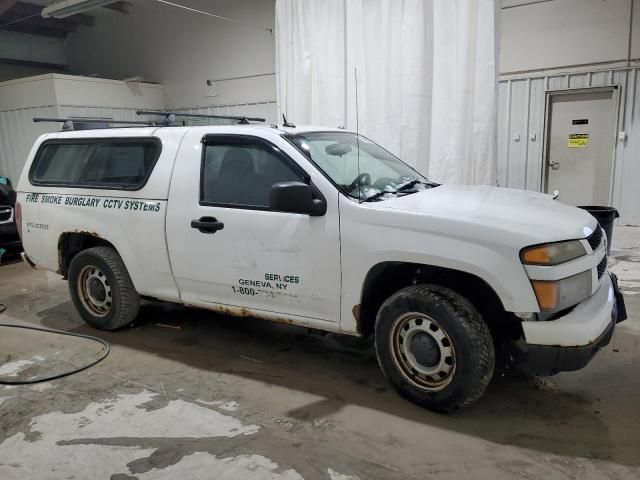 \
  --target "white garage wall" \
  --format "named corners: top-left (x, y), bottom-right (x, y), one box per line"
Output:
top-left (500, 0), bottom-right (636, 74)
top-left (66, 0), bottom-right (277, 119)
